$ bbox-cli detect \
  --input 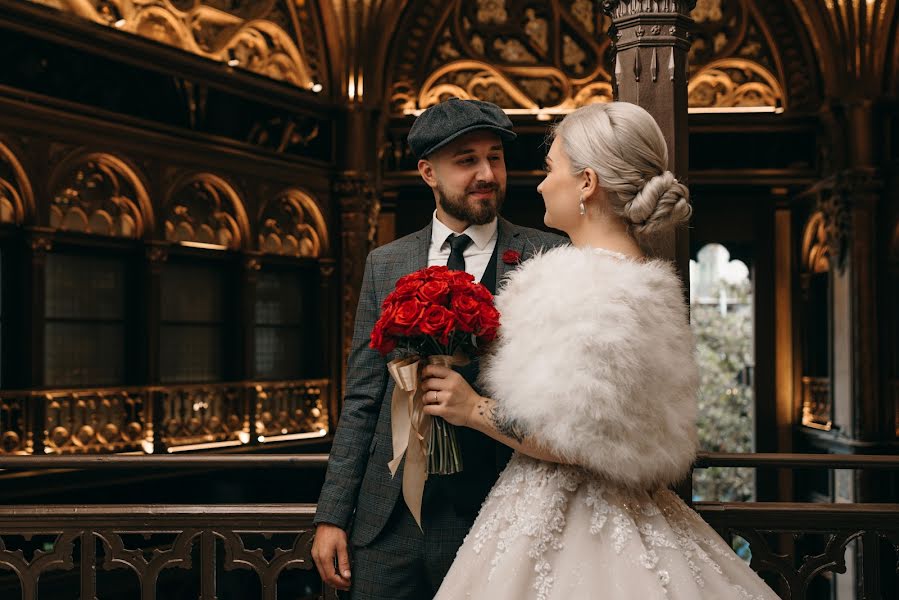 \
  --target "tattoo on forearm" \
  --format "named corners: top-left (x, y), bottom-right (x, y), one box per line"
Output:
top-left (478, 398), bottom-right (529, 444)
